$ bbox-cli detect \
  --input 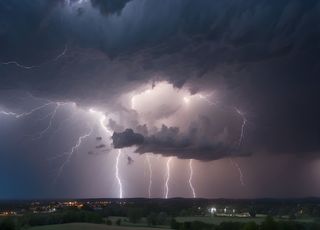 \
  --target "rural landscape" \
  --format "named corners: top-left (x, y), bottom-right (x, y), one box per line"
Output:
top-left (1, 198), bottom-right (320, 230)
top-left (1, 0), bottom-right (320, 230)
